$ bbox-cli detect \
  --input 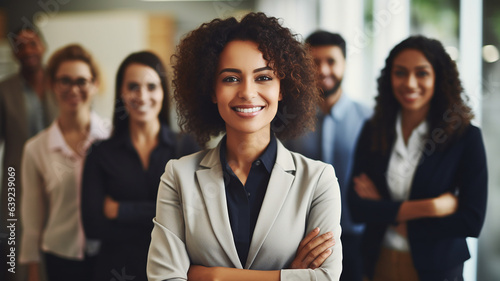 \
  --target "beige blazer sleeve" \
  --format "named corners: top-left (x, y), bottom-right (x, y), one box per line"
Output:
top-left (147, 157), bottom-right (191, 281)
top-left (147, 141), bottom-right (342, 281)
